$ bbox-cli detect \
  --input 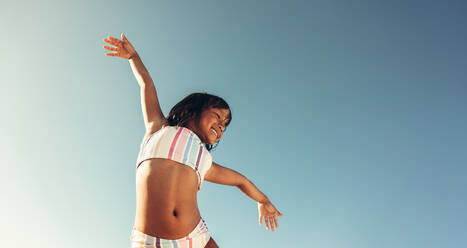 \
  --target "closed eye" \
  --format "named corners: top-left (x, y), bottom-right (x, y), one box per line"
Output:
top-left (213, 111), bottom-right (228, 130)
